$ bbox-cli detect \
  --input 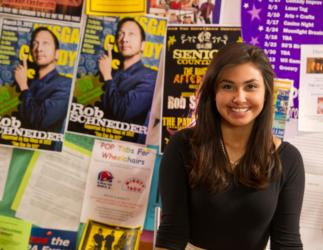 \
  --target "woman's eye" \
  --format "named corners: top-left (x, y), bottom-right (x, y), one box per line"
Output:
top-left (220, 83), bottom-right (232, 90)
top-left (246, 84), bottom-right (257, 90)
